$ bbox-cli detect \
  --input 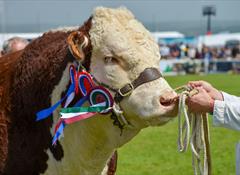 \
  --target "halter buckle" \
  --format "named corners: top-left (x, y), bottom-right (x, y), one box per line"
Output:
top-left (118, 83), bottom-right (134, 97)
